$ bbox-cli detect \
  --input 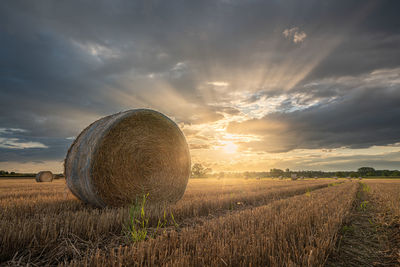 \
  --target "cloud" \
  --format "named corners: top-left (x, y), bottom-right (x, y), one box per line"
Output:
top-left (0, 128), bottom-right (27, 134)
top-left (293, 31), bottom-right (307, 43)
top-left (0, 137), bottom-right (48, 149)
top-left (189, 143), bottom-right (211, 150)
top-left (0, 128), bottom-right (48, 149)
top-left (0, 128), bottom-right (71, 162)
top-left (206, 81), bottom-right (229, 87)
top-left (227, 68), bottom-right (400, 153)
top-left (275, 149), bottom-right (400, 171)
top-left (283, 27), bottom-right (307, 43)
top-left (0, 137), bottom-right (72, 162)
